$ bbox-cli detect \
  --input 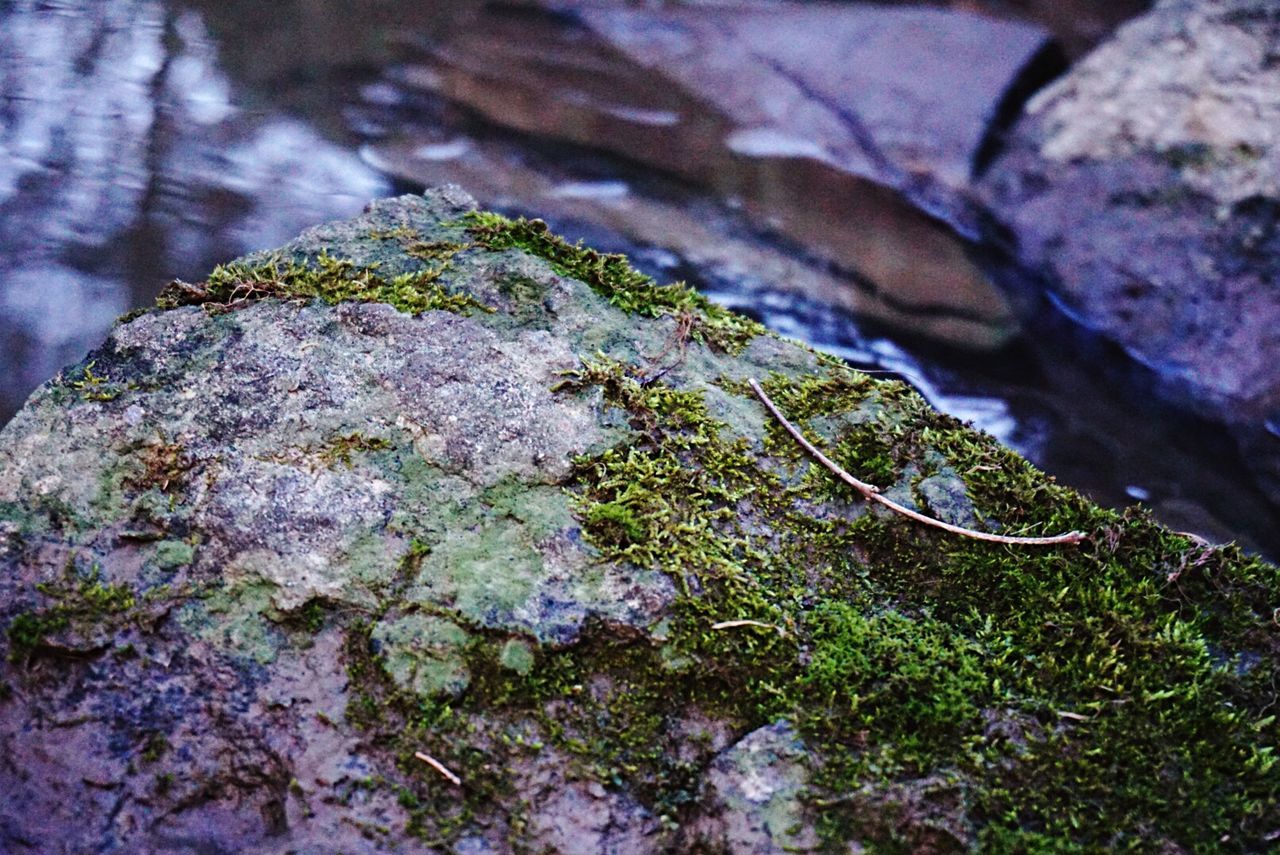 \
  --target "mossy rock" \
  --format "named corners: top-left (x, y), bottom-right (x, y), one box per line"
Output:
top-left (0, 187), bottom-right (1275, 853)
